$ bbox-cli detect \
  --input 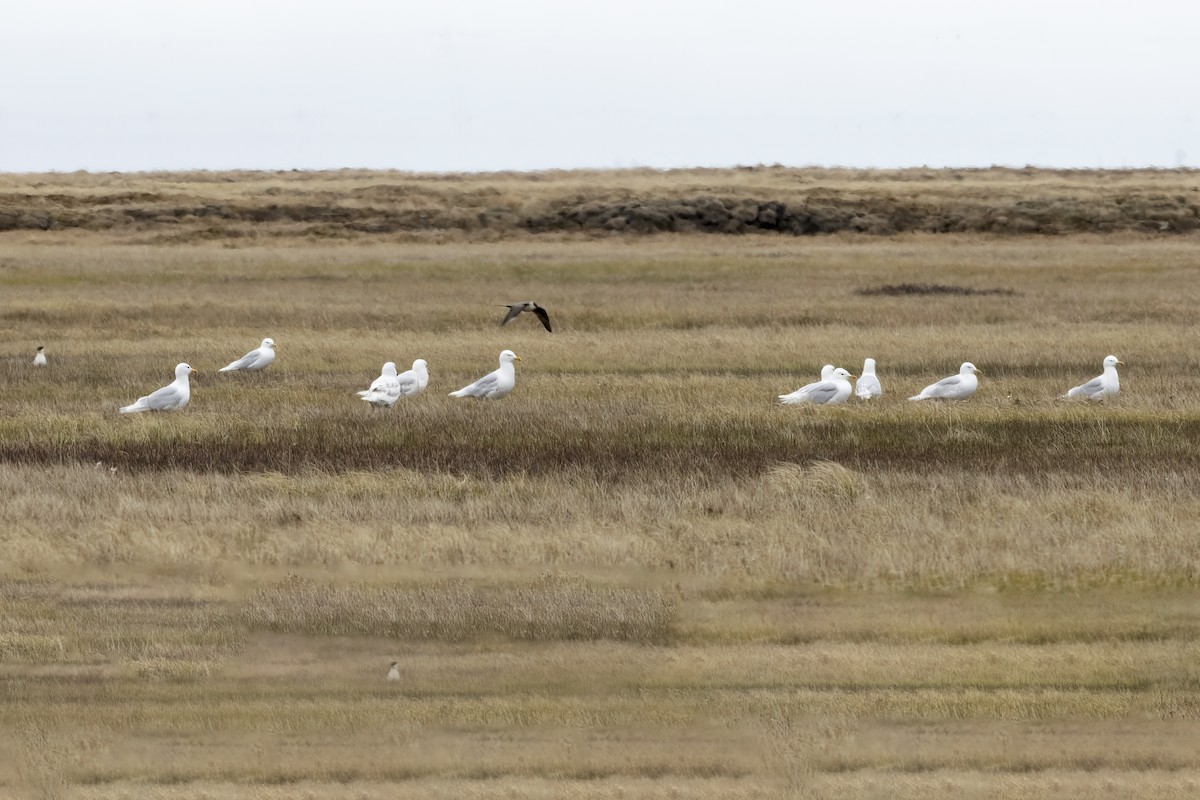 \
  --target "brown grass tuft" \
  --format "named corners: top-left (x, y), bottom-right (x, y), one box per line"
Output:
top-left (239, 574), bottom-right (675, 643)
top-left (766, 461), bottom-right (869, 503)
